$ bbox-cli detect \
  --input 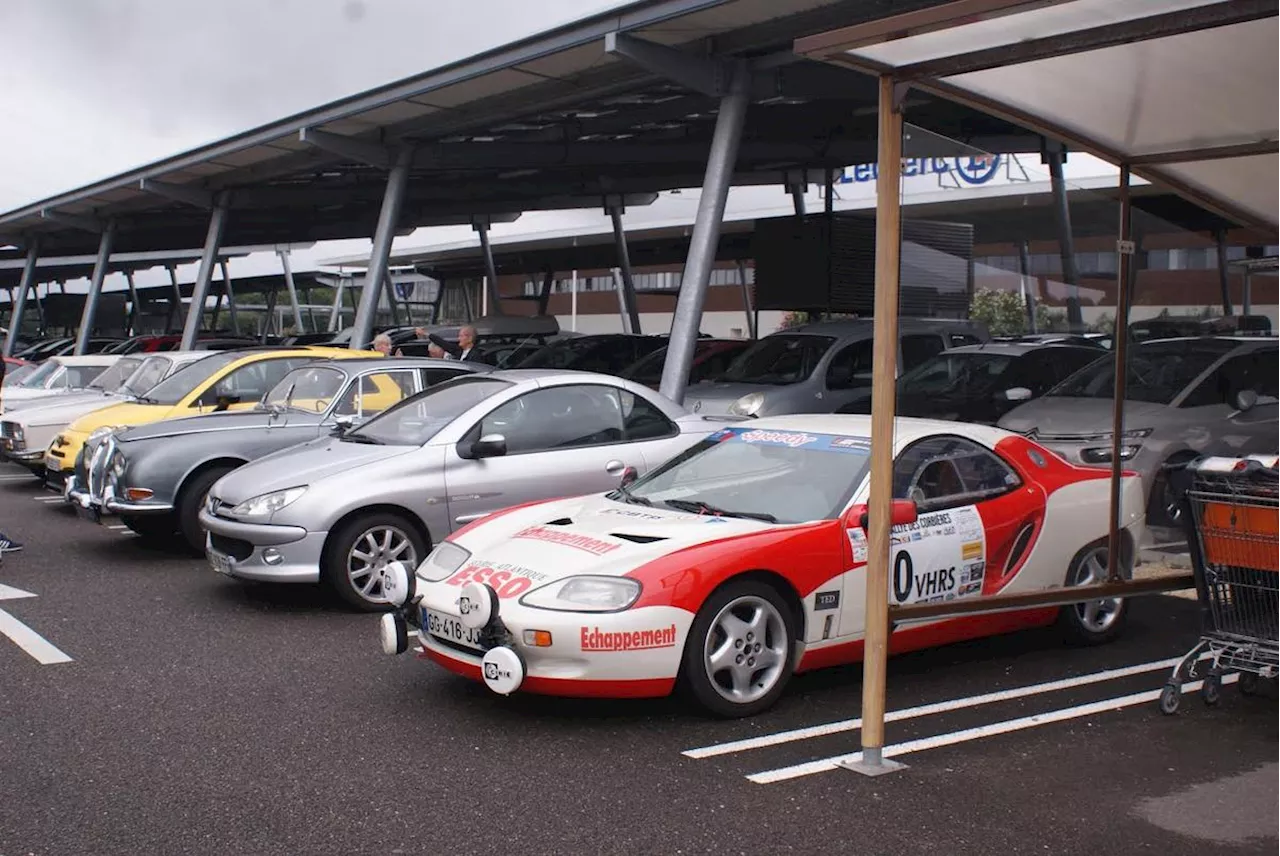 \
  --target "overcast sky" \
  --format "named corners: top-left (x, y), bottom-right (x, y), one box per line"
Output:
top-left (0, 0), bottom-right (643, 290)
